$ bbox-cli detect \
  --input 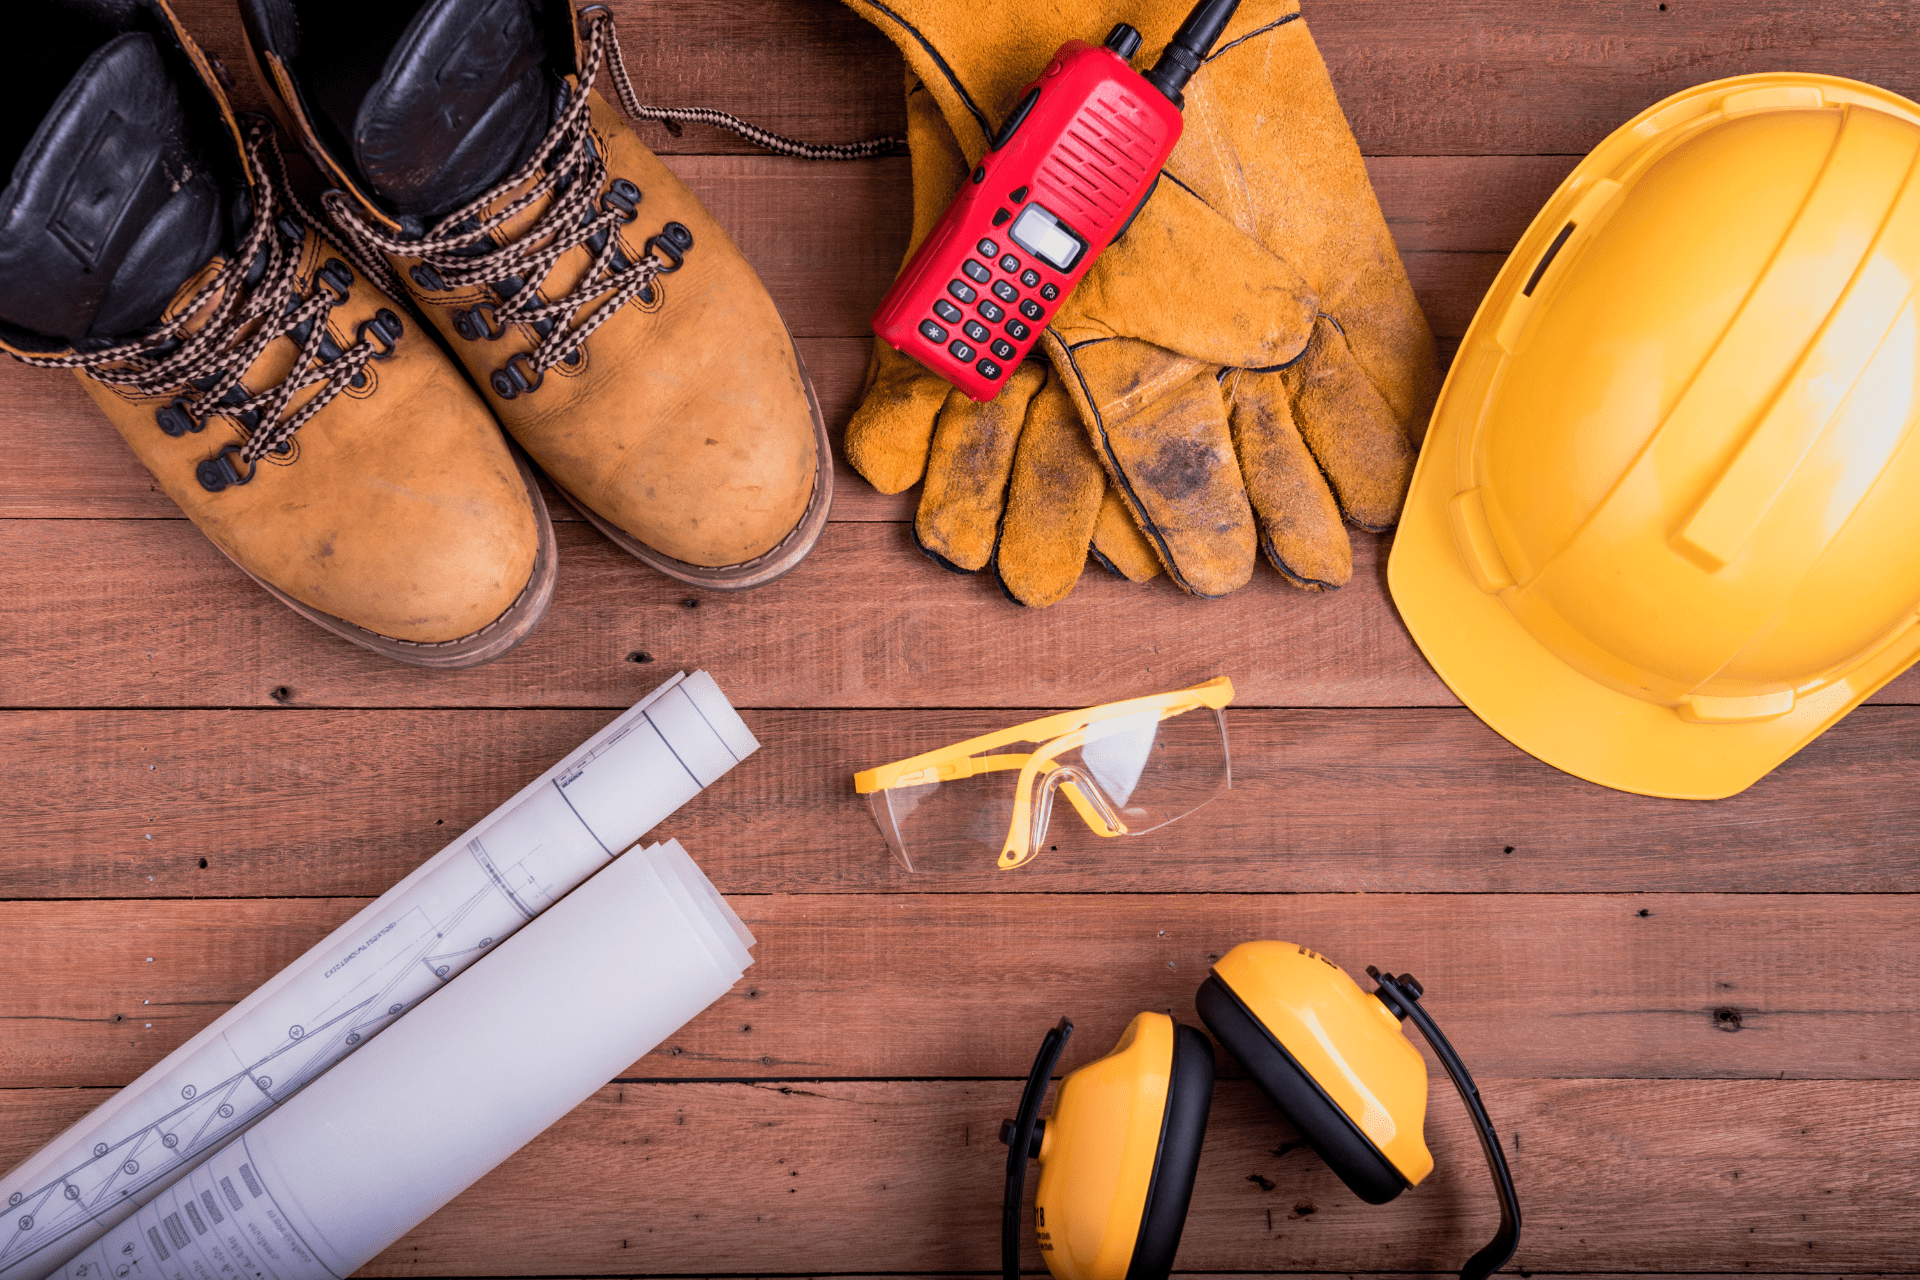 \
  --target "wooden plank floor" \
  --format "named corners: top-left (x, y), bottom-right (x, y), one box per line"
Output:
top-left (3, 0), bottom-right (1917, 1276)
